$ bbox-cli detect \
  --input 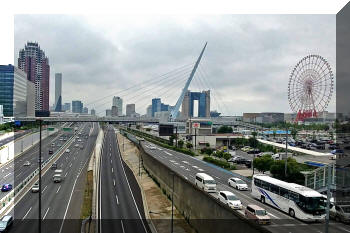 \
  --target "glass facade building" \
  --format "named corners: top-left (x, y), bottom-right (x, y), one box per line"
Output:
top-left (72, 100), bottom-right (83, 113)
top-left (0, 65), bottom-right (28, 117)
